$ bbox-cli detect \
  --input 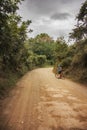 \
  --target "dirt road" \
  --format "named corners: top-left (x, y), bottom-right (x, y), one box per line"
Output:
top-left (0, 68), bottom-right (87, 130)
